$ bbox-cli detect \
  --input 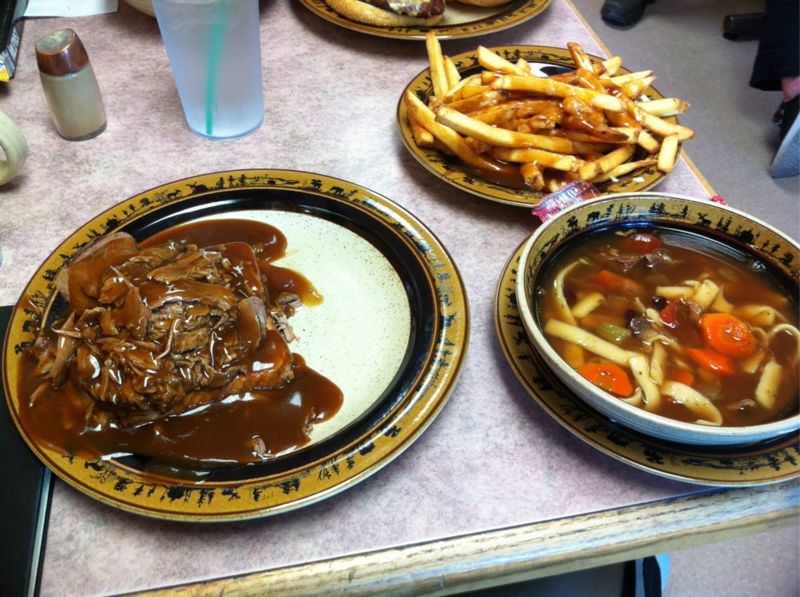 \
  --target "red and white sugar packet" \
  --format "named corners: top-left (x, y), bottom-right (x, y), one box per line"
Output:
top-left (531, 182), bottom-right (728, 223)
top-left (531, 181), bottom-right (602, 222)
